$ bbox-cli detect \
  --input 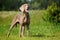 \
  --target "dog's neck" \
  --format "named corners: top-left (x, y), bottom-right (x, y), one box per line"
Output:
top-left (24, 12), bottom-right (30, 19)
top-left (24, 12), bottom-right (29, 15)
